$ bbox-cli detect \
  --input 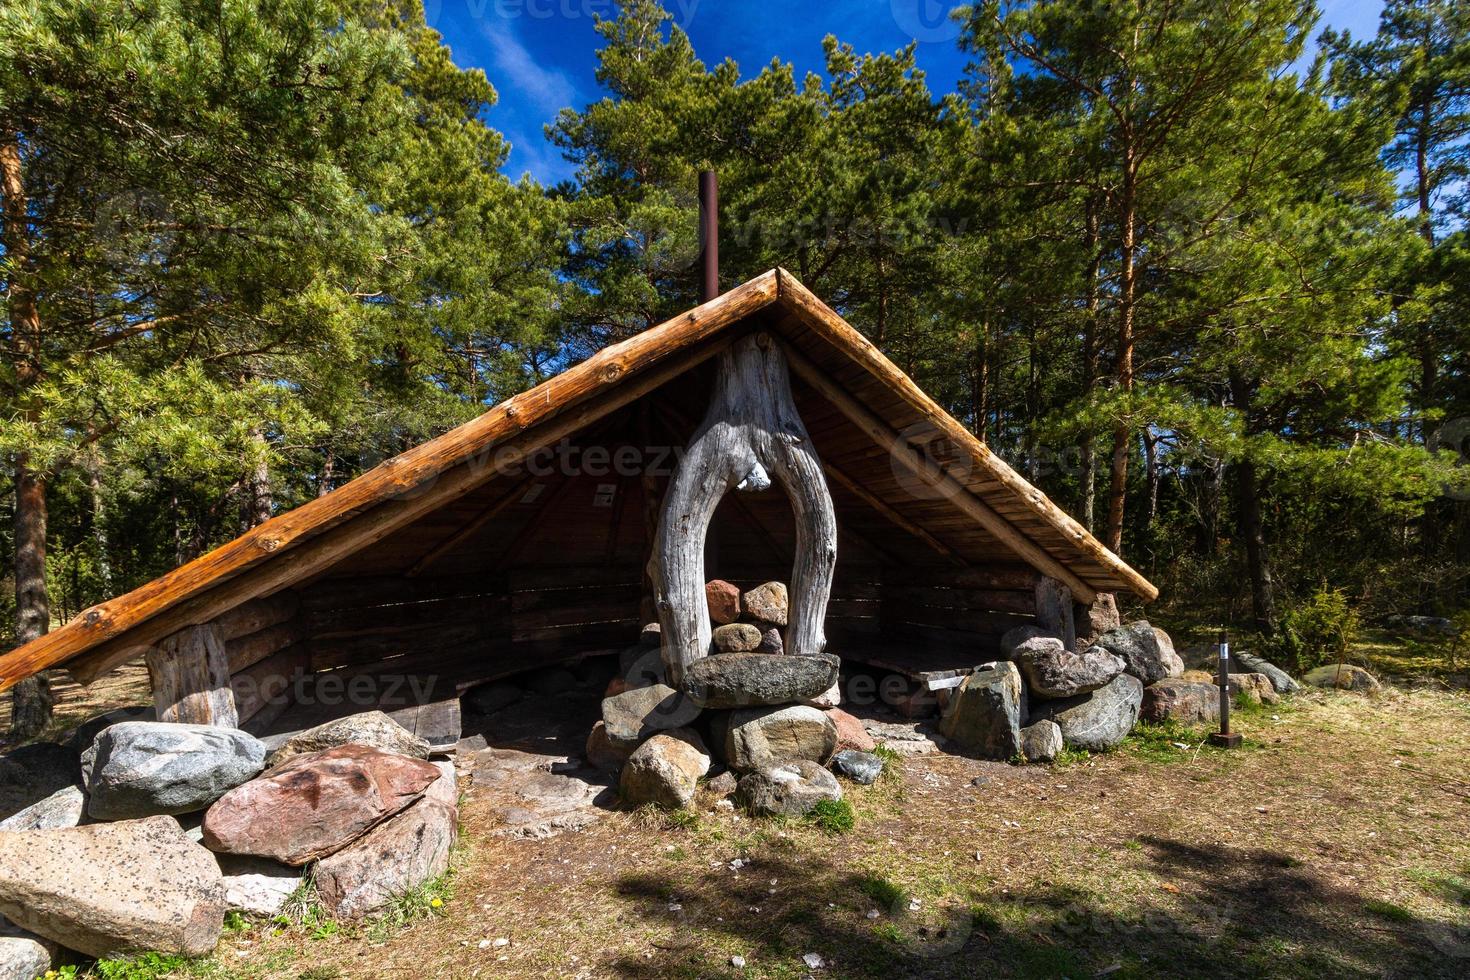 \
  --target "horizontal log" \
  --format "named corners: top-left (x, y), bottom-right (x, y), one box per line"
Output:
top-left (215, 592), bottom-right (300, 642)
top-left (510, 618), bottom-right (640, 644)
top-left (883, 586), bottom-right (1036, 616)
top-left (310, 622), bottom-right (488, 672)
top-left (224, 620), bottom-right (305, 675)
top-left (902, 566), bottom-right (1041, 591)
top-left (508, 583), bottom-right (642, 616)
top-left (232, 644), bottom-right (310, 728)
top-left (882, 602), bottom-right (1033, 636)
top-left (301, 574), bottom-right (506, 612)
top-left (306, 594), bottom-right (507, 641)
